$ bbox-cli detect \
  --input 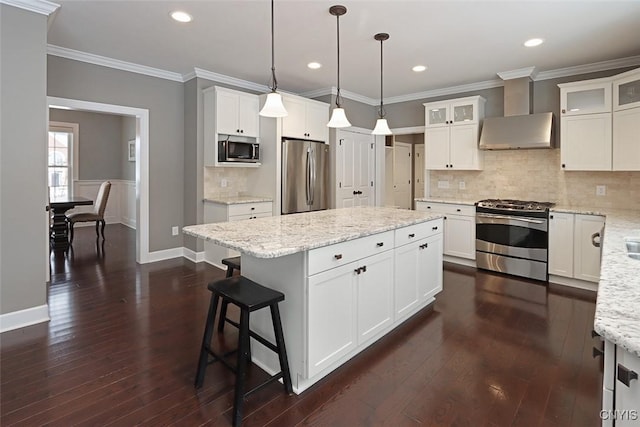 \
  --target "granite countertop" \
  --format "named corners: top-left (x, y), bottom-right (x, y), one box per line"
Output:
top-left (183, 206), bottom-right (443, 259)
top-left (588, 208), bottom-right (640, 357)
top-left (414, 198), bottom-right (476, 206)
top-left (550, 205), bottom-right (607, 216)
top-left (204, 196), bottom-right (273, 205)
